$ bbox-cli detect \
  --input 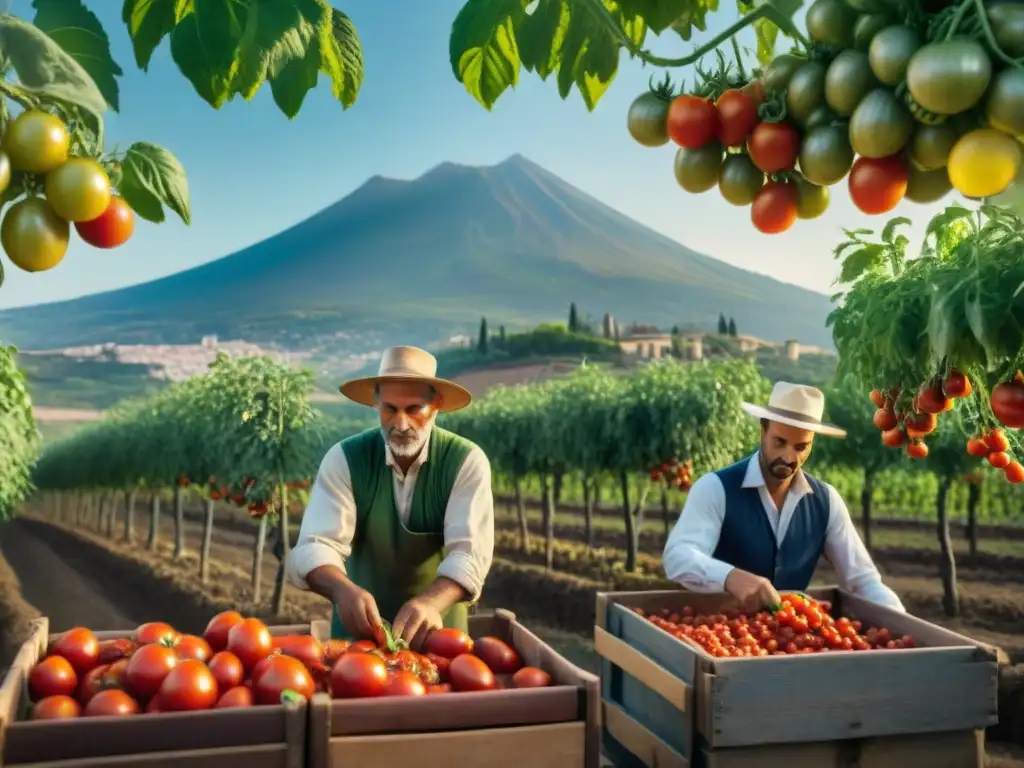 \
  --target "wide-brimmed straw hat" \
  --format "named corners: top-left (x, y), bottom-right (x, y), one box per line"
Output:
top-left (741, 381), bottom-right (847, 438)
top-left (339, 346), bottom-right (472, 413)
